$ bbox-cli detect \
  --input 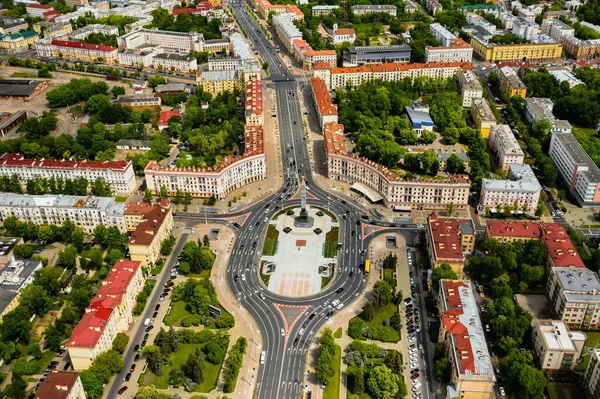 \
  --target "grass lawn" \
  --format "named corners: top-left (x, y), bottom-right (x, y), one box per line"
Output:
top-left (428, 319), bottom-right (440, 343)
top-left (150, 263), bottom-right (164, 275)
top-left (323, 345), bottom-right (341, 399)
top-left (262, 224), bottom-right (279, 256)
top-left (11, 72), bottom-right (36, 78)
top-left (334, 328), bottom-right (342, 339)
top-left (186, 269), bottom-right (211, 279)
top-left (324, 227), bottom-right (339, 258)
top-left (572, 125), bottom-right (598, 140)
top-left (114, 196), bottom-right (128, 202)
top-left (140, 343), bottom-right (222, 392)
top-left (67, 105), bottom-right (82, 114)
top-left (350, 303), bottom-right (400, 343)
top-left (384, 269), bottom-right (396, 287)
top-left (547, 385), bottom-right (586, 399)
top-left (163, 300), bottom-right (190, 327)
top-left (575, 331), bottom-right (600, 372)
top-left (321, 275), bottom-right (332, 288)
top-left (343, 22), bottom-right (383, 37)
